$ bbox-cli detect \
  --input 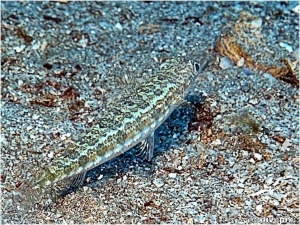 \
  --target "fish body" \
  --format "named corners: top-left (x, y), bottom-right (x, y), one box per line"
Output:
top-left (29, 55), bottom-right (208, 200)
